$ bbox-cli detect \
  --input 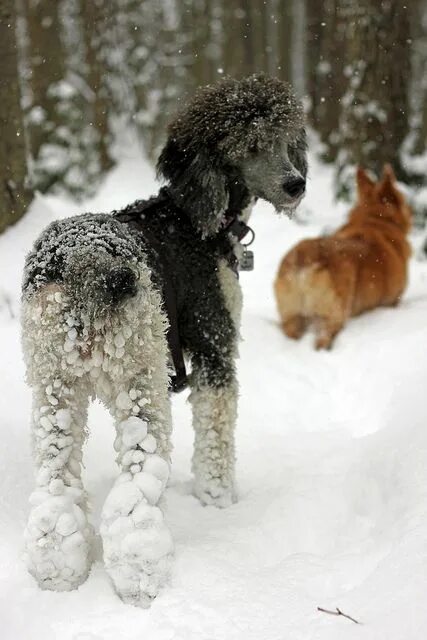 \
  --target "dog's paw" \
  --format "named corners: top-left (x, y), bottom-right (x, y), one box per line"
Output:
top-left (104, 547), bottom-right (172, 608)
top-left (194, 479), bottom-right (237, 508)
top-left (25, 487), bottom-right (93, 591)
top-left (101, 478), bottom-right (173, 607)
